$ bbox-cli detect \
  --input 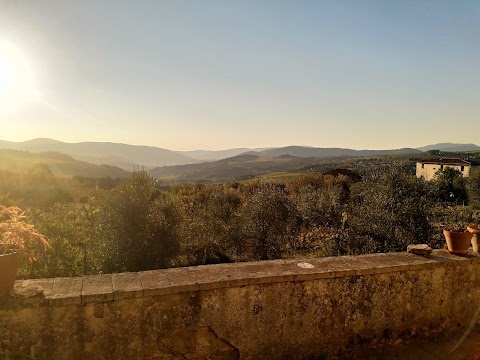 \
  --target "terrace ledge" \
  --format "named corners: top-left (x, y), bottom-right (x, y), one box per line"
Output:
top-left (2, 249), bottom-right (477, 308)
